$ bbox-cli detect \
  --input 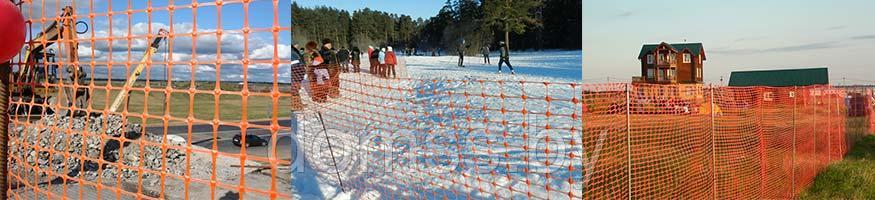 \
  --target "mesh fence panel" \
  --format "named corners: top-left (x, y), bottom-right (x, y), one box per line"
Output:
top-left (7, 0), bottom-right (295, 199)
top-left (582, 83), bottom-right (870, 199)
top-left (3, 1), bottom-right (873, 199)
